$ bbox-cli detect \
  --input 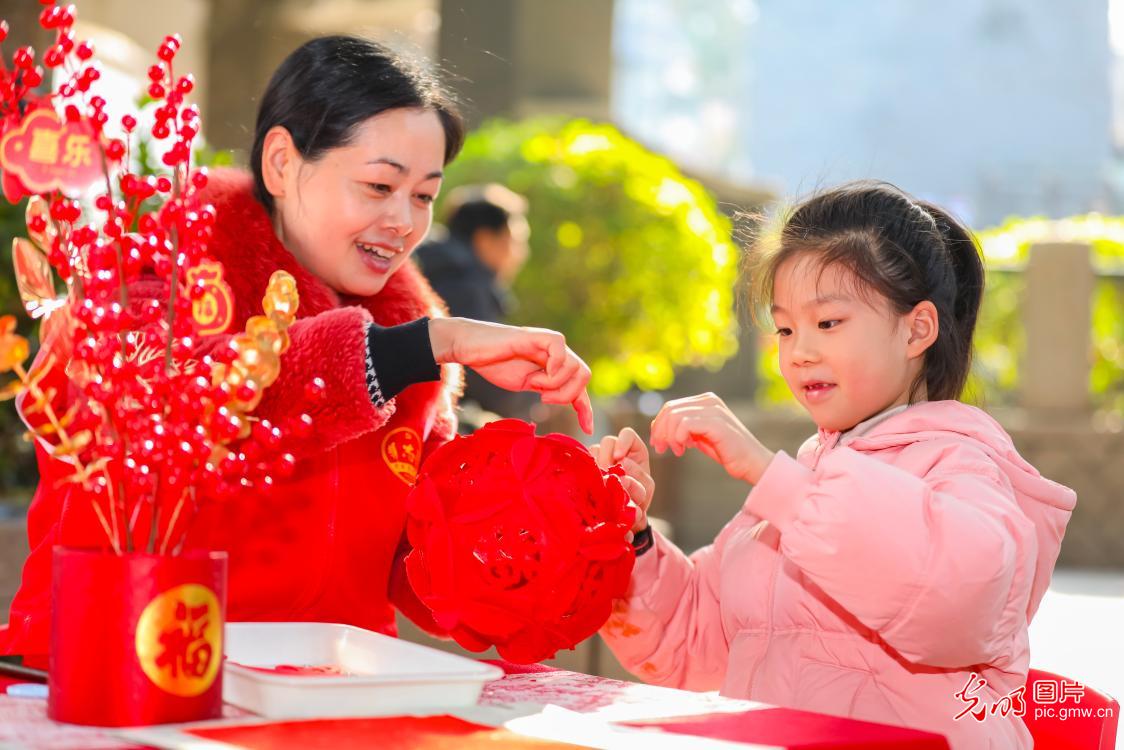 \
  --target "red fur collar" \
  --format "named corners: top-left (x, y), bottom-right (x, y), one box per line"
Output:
top-left (196, 168), bottom-right (448, 327)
